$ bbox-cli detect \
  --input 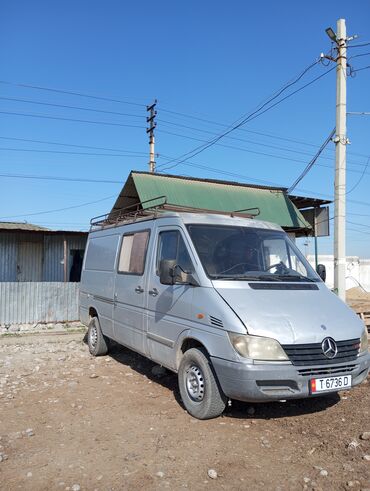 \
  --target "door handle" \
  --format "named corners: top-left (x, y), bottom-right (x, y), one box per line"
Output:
top-left (135, 286), bottom-right (144, 294)
top-left (148, 288), bottom-right (159, 297)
